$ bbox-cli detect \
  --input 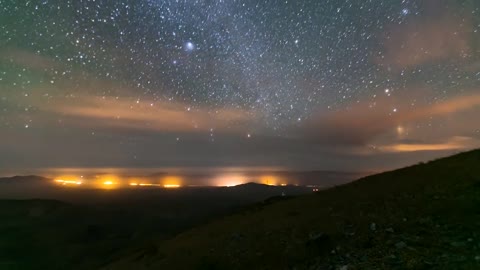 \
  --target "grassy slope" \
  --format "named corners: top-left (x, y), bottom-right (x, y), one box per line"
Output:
top-left (106, 150), bottom-right (480, 270)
